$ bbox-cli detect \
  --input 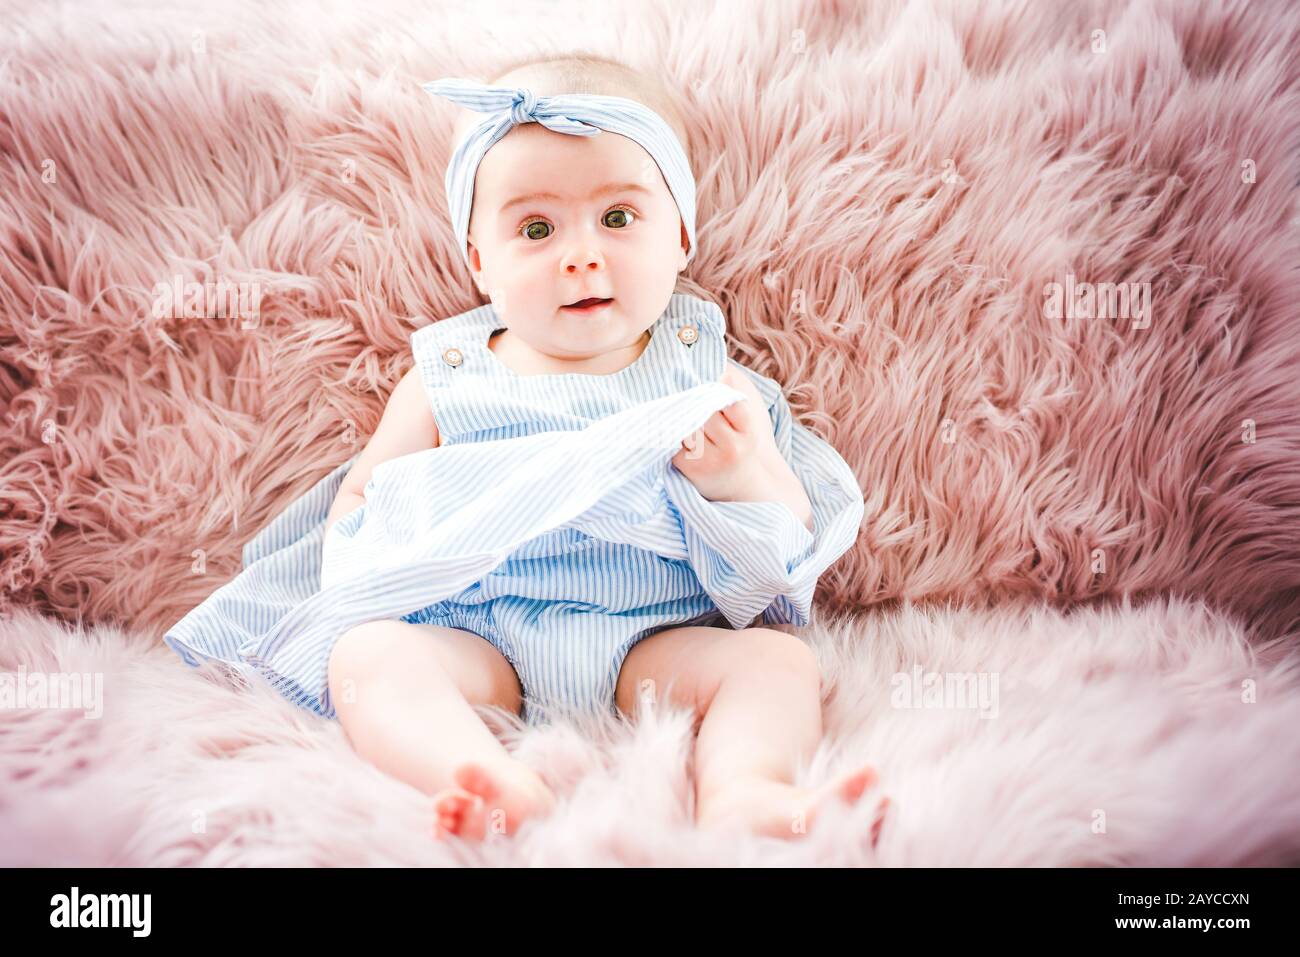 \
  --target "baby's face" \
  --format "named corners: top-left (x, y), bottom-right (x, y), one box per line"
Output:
top-left (463, 123), bottom-right (689, 362)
